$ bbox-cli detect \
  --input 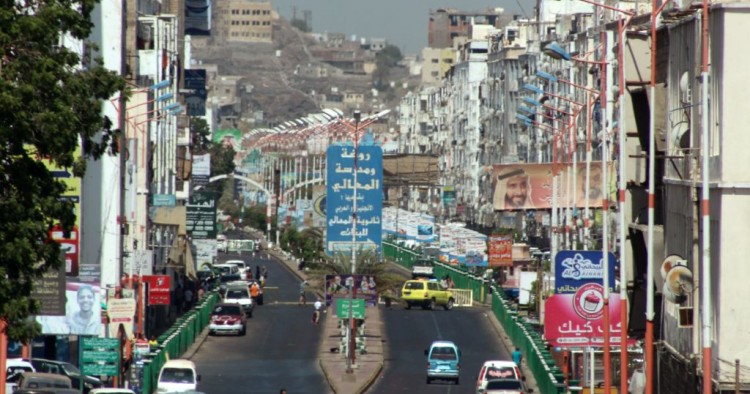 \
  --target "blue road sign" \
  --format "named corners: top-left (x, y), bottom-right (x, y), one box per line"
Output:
top-left (554, 250), bottom-right (617, 294)
top-left (326, 144), bottom-right (382, 255)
